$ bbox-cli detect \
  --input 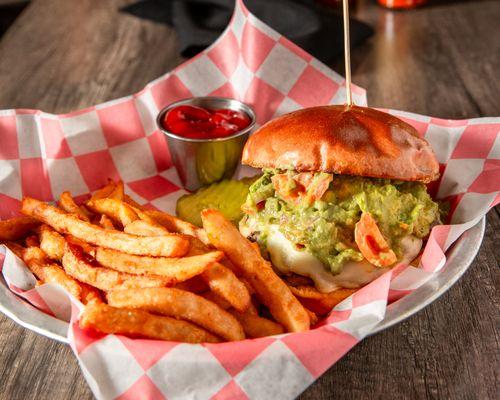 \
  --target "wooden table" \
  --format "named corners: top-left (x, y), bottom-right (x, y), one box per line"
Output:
top-left (0, 0), bottom-right (498, 398)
